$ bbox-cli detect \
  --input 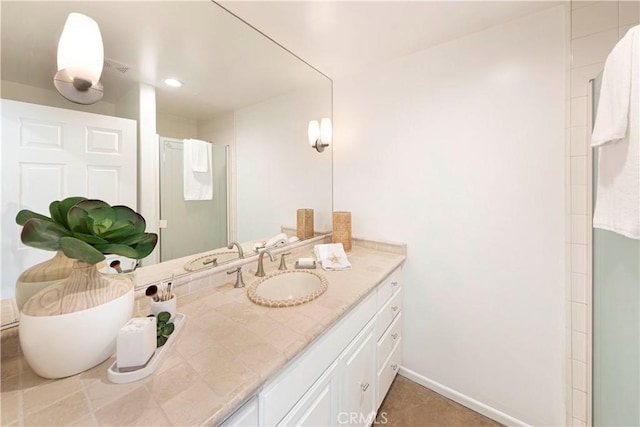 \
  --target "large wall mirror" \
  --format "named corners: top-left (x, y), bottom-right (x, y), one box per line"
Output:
top-left (0, 1), bottom-right (333, 326)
